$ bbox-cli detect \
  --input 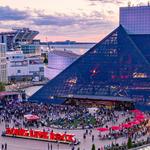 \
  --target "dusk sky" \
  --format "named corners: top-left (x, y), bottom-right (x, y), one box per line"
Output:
top-left (0, 0), bottom-right (148, 42)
